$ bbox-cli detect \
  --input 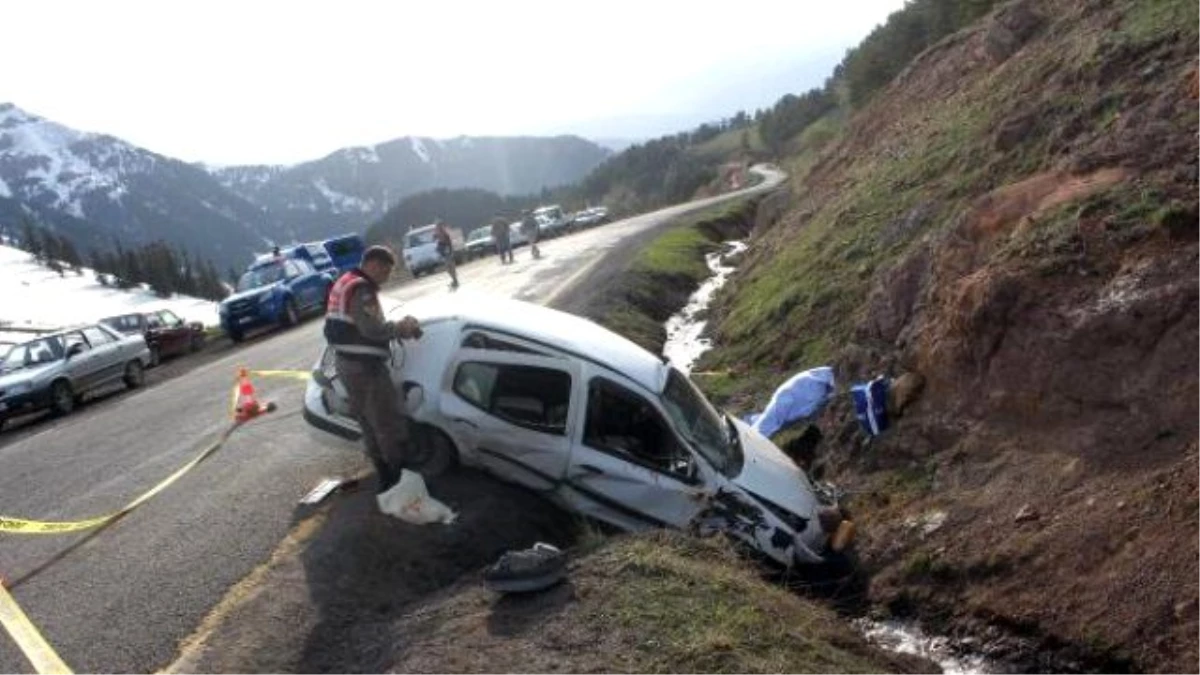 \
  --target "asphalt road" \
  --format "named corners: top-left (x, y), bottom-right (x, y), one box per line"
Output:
top-left (0, 167), bottom-right (784, 674)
